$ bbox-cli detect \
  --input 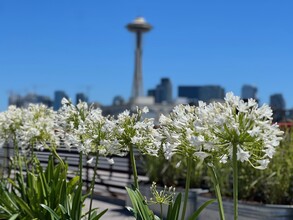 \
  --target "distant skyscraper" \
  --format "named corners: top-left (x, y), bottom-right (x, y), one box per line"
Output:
top-left (148, 78), bottom-right (173, 104)
top-left (270, 93), bottom-right (286, 110)
top-left (199, 86), bottom-right (225, 103)
top-left (37, 95), bottom-right (53, 107)
top-left (54, 90), bottom-right (69, 110)
top-left (241, 85), bottom-right (257, 100)
top-left (127, 17), bottom-right (152, 100)
top-left (76, 93), bottom-right (88, 104)
top-left (147, 89), bottom-right (156, 97)
top-left (270, 93), bottom-right (286, 122)
top-left (178, 85), bottom-right (225, 104)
